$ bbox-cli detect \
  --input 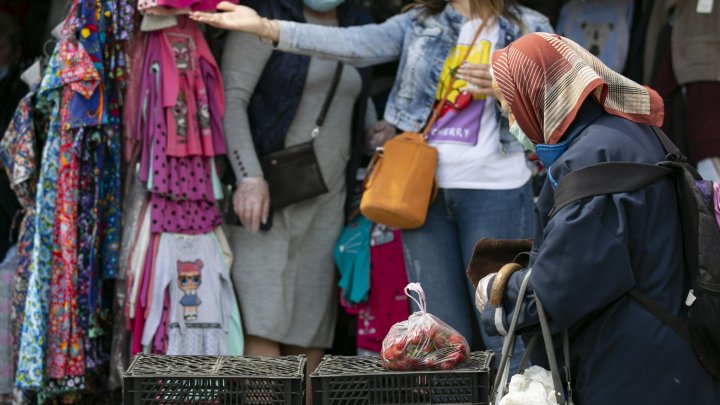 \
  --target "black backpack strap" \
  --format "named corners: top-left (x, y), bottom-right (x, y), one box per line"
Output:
top-left (649, 126), bottom-right (704, 180)
top-left (549, 162), bottom-right (673, 218)
top-left (650, 126), bottom-right (683, 158)
top-left (549, 161), bottom-right (692, 342)
top-left (551, 126), bottom-right (686, 218)
top-left (551, 126), bottom-right (688, 218)
top-left (548, 125), bottom-right (694, 342)
top-left (628, 289), bottom-right (690, 340)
